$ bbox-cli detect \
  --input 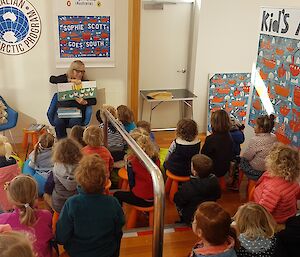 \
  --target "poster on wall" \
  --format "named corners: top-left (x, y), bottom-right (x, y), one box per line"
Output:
top-left (207, 73), bottom-right (251, 132)
top-left (248, 7), bottom-right (300, 148)
top-left (54, 0), bottom-right (115, 67)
